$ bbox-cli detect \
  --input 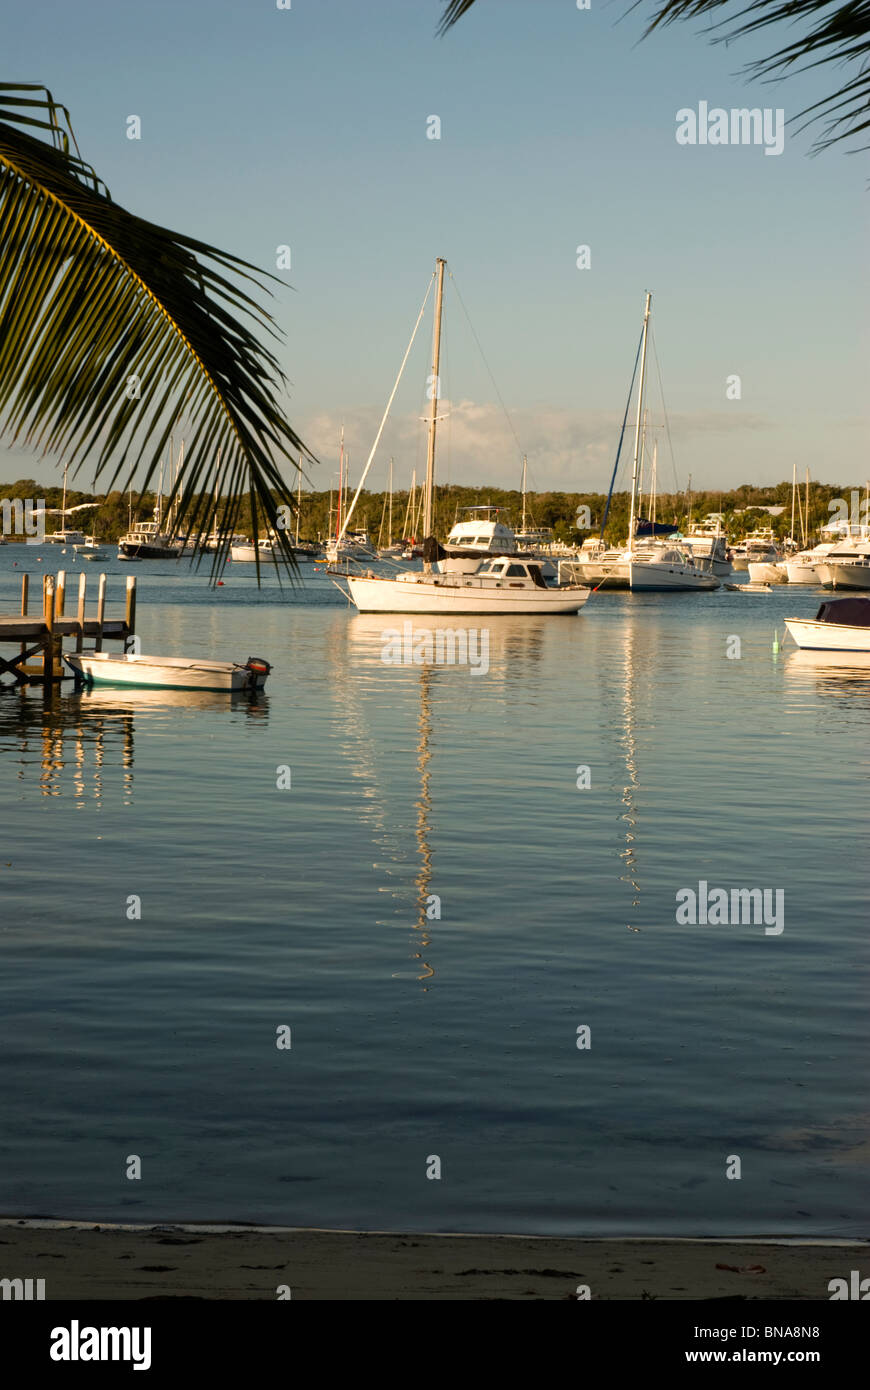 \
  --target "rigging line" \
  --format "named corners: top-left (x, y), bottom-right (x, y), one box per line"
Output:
top-left (447, 268), bottom-right (525, 465)
top-left (649, 326), bottom-right (681, 496)
top-left (337, 272), bottom-right (435, 546)
top-left (600, 326), bottom-right (644, 537)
